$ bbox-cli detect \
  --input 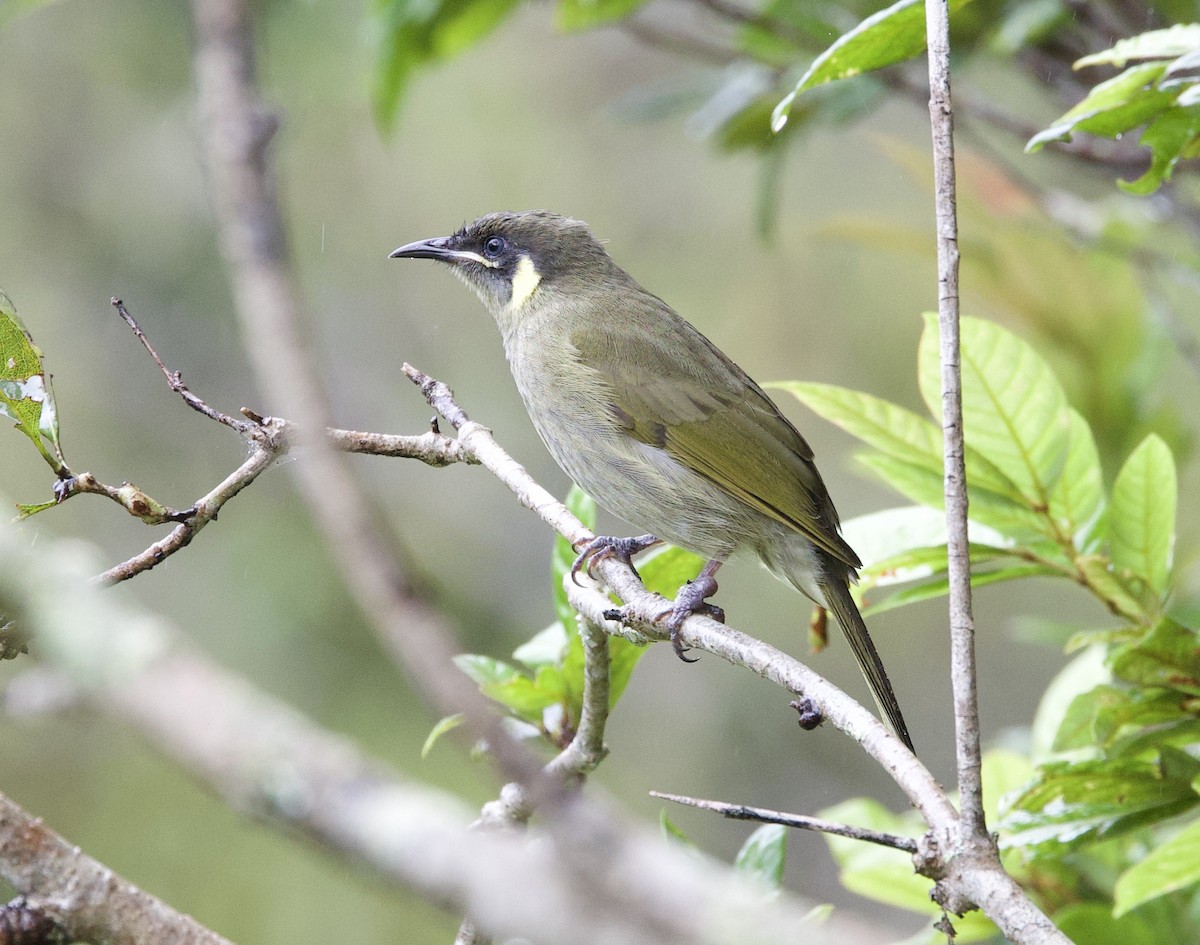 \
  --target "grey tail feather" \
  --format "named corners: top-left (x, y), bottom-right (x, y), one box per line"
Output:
top-left (820, 578), bottom-right (914, 752)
